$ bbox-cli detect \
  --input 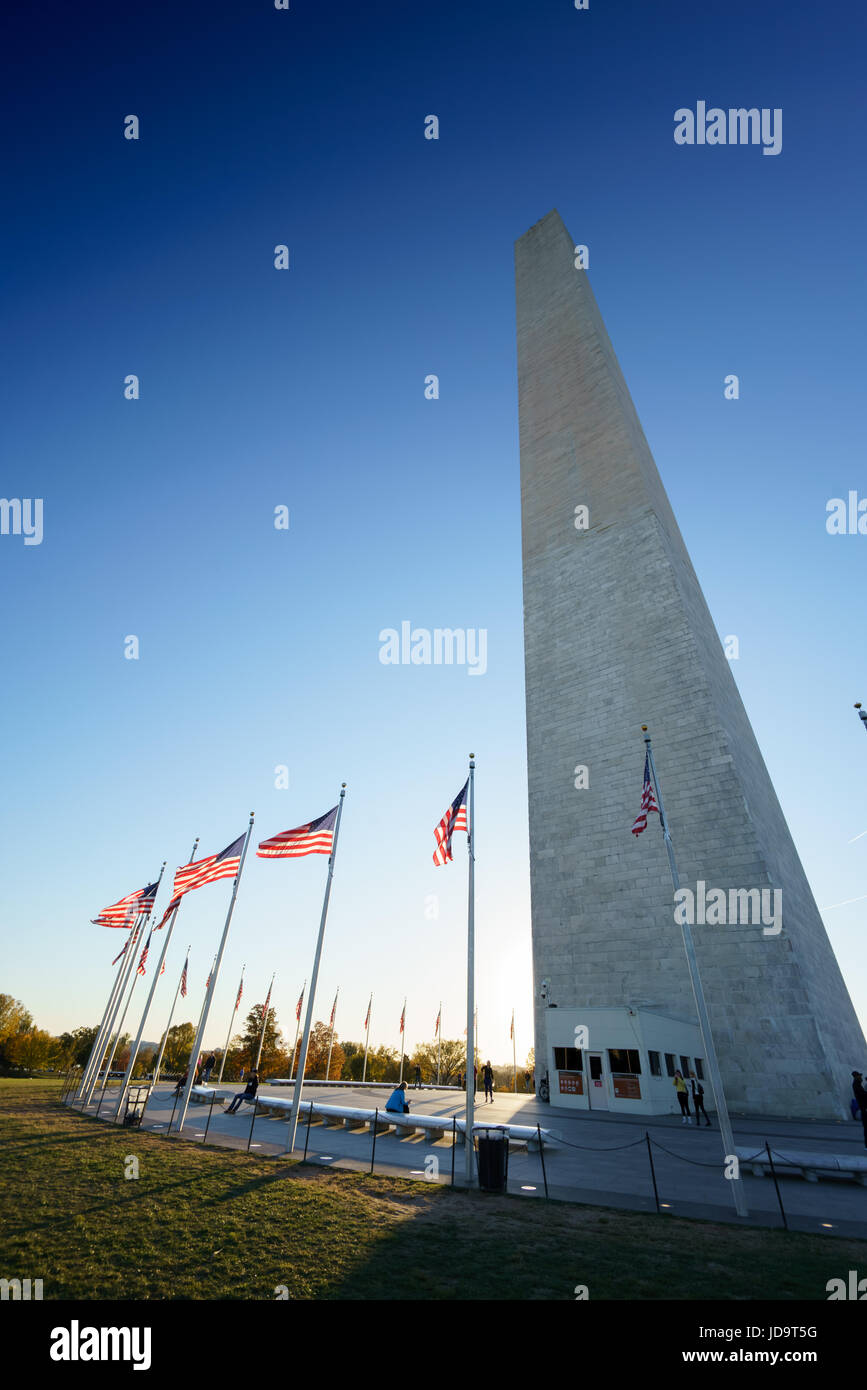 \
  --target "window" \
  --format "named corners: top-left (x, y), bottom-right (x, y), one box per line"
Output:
top-left (607, 1048), bottom-right (642, 1074)
top-left (694, 1058), bottom-right (704, 1080)
top-left (664, 1053), bottom-right (676, 1077)
top-left (553, 1047), bottom-right (583, 1070)
top-left (680, 1055), bottom-right (692, 1077)
top-left (648, 1050), bottom-right (662, 1077)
